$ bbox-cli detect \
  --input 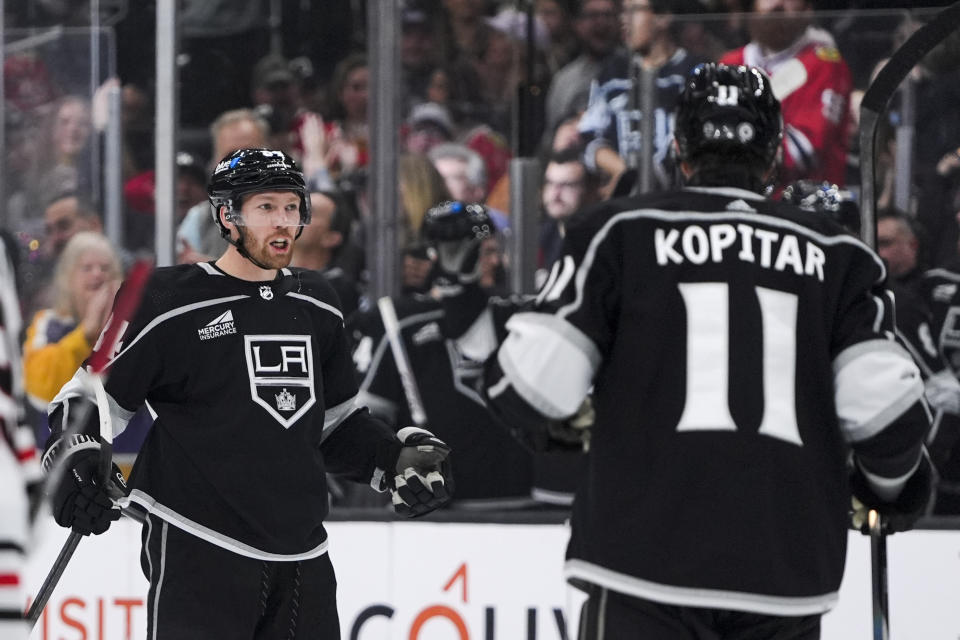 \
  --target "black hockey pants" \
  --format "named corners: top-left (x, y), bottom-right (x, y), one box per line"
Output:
top-left (140, 514), bottom-right (340, 639)
top-left (578, 586), bottom-right (821, 640)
